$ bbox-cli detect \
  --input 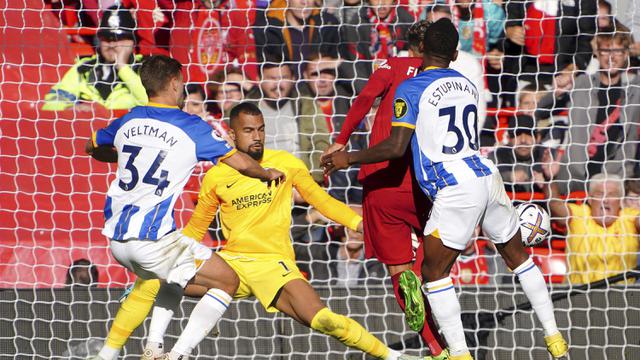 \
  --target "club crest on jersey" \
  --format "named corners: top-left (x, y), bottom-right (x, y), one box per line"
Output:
top-left (394, 98), bottom-right (408, 119)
